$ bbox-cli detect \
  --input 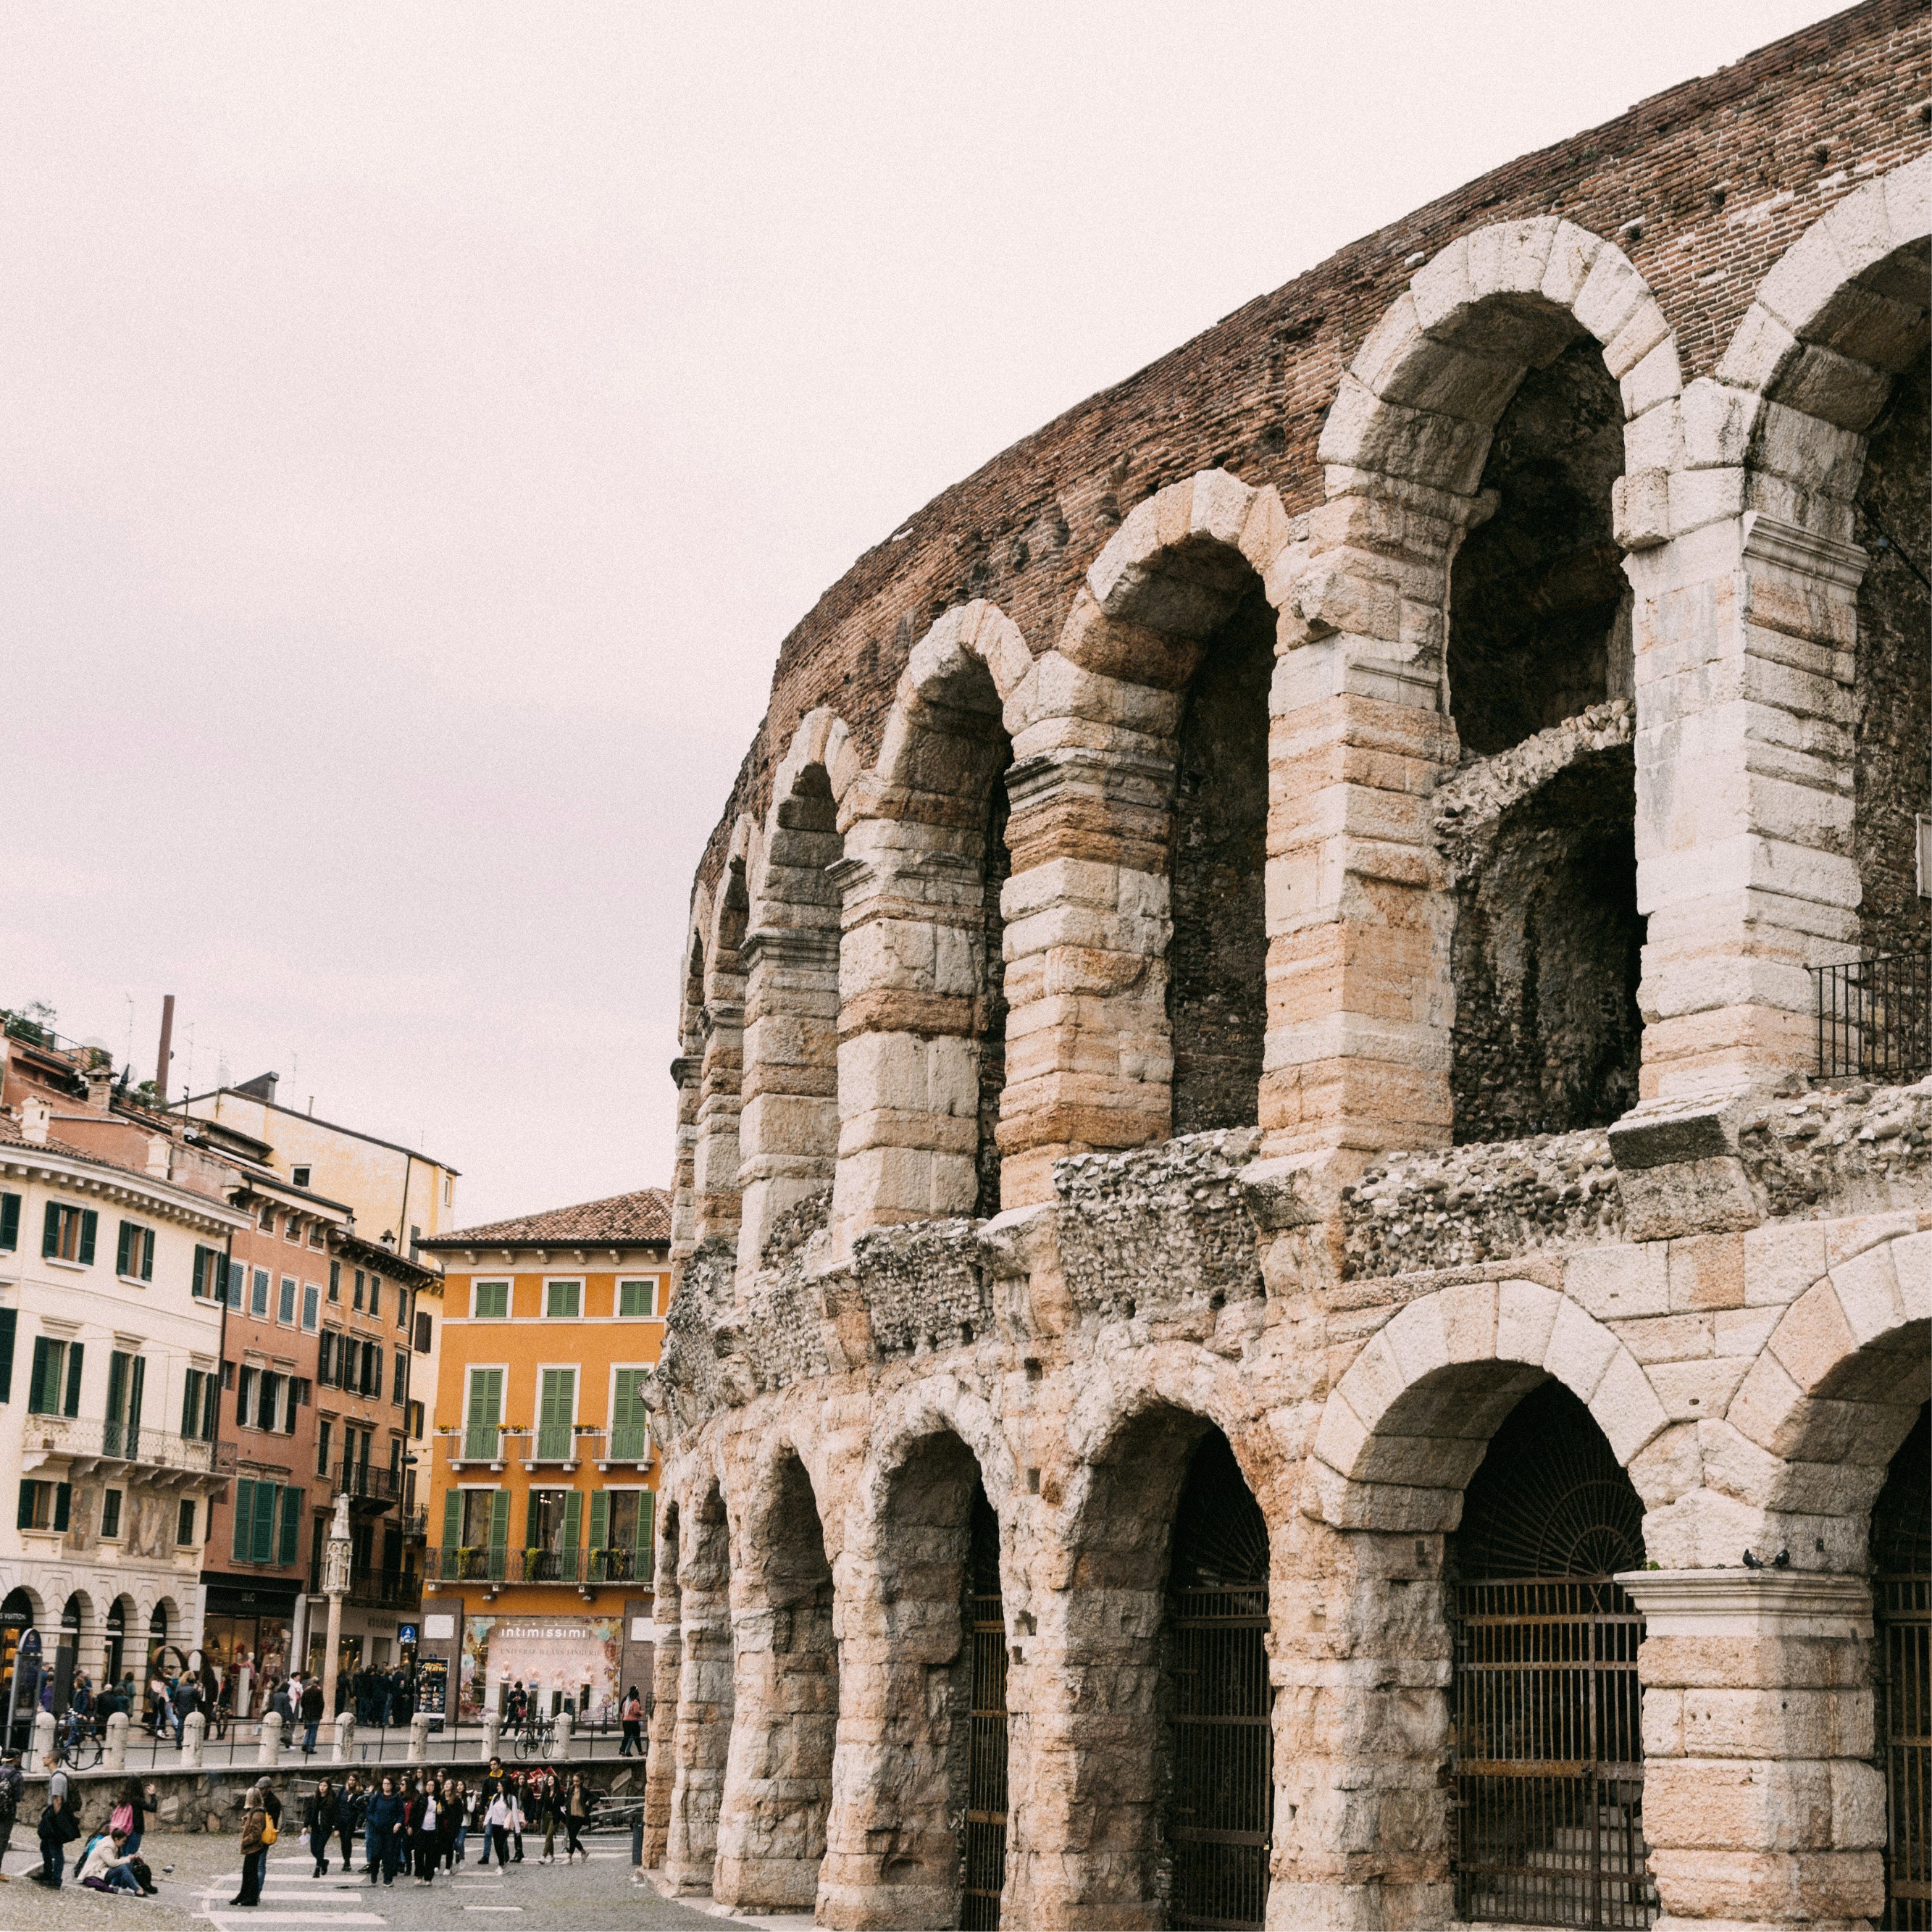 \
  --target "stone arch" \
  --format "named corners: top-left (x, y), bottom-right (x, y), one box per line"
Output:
top-left (641, 1497), bottom-right (684, 1867)
top-left (670, 890), bottom-right (715, 1275)
top-left (1707, 1231), bottom-right (1930, 1562)
top-left (716, 1444), bottom-right (841, 1913)
top-left (694, 826), bottom-right (756, 1248)
top-left (1039, 1387), bottom-right (1280, 1930)
top-left (1642, 157), bottom-right (1930, 1090)
top-left (738, 711), bottom-right (859, 1274)
top-left (1306, 1277), bottom-right (1669, 1531)
top-left (665, 1479), bottom-right (735, 1893)
top-left (1305, 220), bottom-right (1676, 1151)
top-left (821, 1403), bottom-right (1010, 1932)
top-left (832, 603), bottom-right (1025, 1247)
